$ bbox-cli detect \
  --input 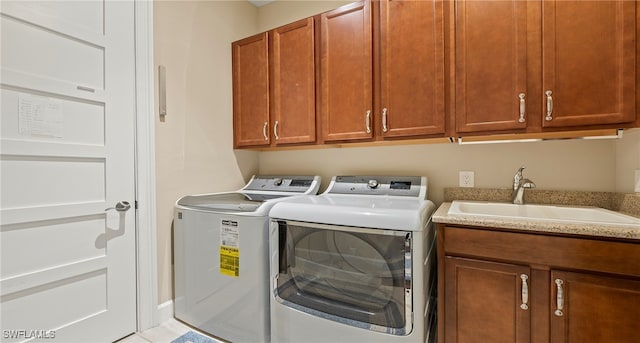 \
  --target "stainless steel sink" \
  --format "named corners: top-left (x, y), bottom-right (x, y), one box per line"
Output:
top-left (448, 201), bottom-right (640, 228)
